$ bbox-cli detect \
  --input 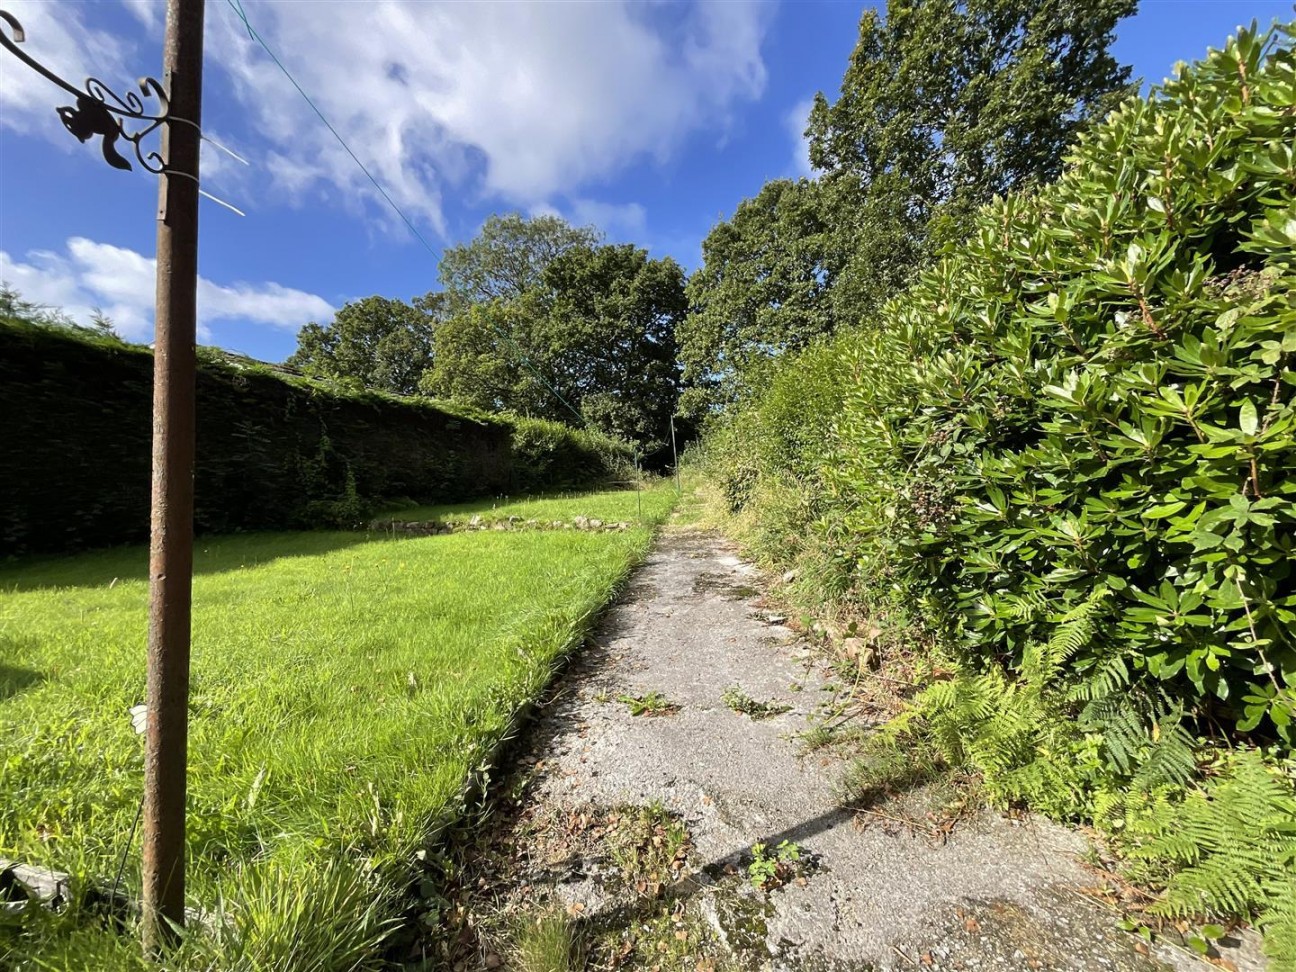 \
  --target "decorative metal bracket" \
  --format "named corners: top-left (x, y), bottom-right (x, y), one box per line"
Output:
top-left (0, 9), bottom-right (169, 173)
